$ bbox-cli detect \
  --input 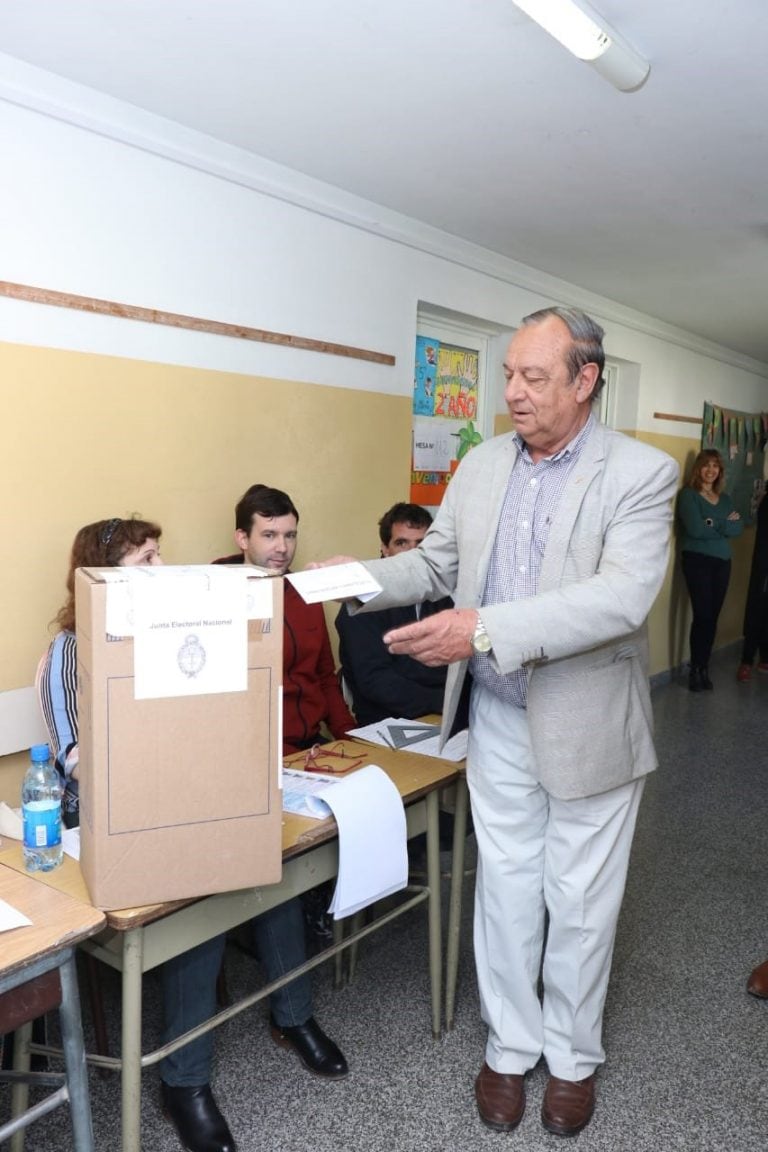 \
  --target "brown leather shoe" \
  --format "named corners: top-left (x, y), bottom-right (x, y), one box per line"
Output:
top-left (747, 958), bottom-right (768, 998)
top-left (474, 1061), bottom-right (525, 1131)
top-left (541, 1074), bottom-right (595, 1137)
